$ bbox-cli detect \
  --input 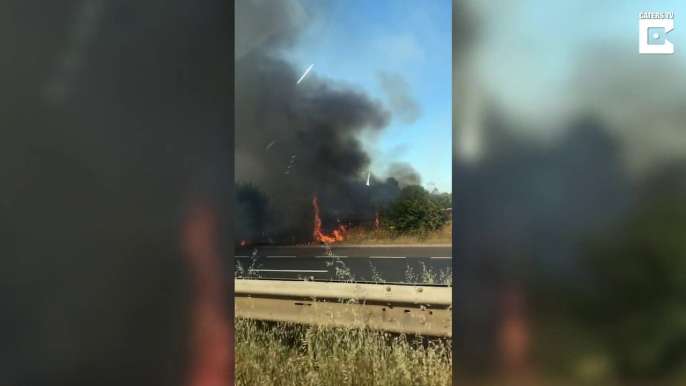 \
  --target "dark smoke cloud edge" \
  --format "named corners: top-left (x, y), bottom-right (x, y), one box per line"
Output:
top-left (235, 0), bottom-right (426, 242)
